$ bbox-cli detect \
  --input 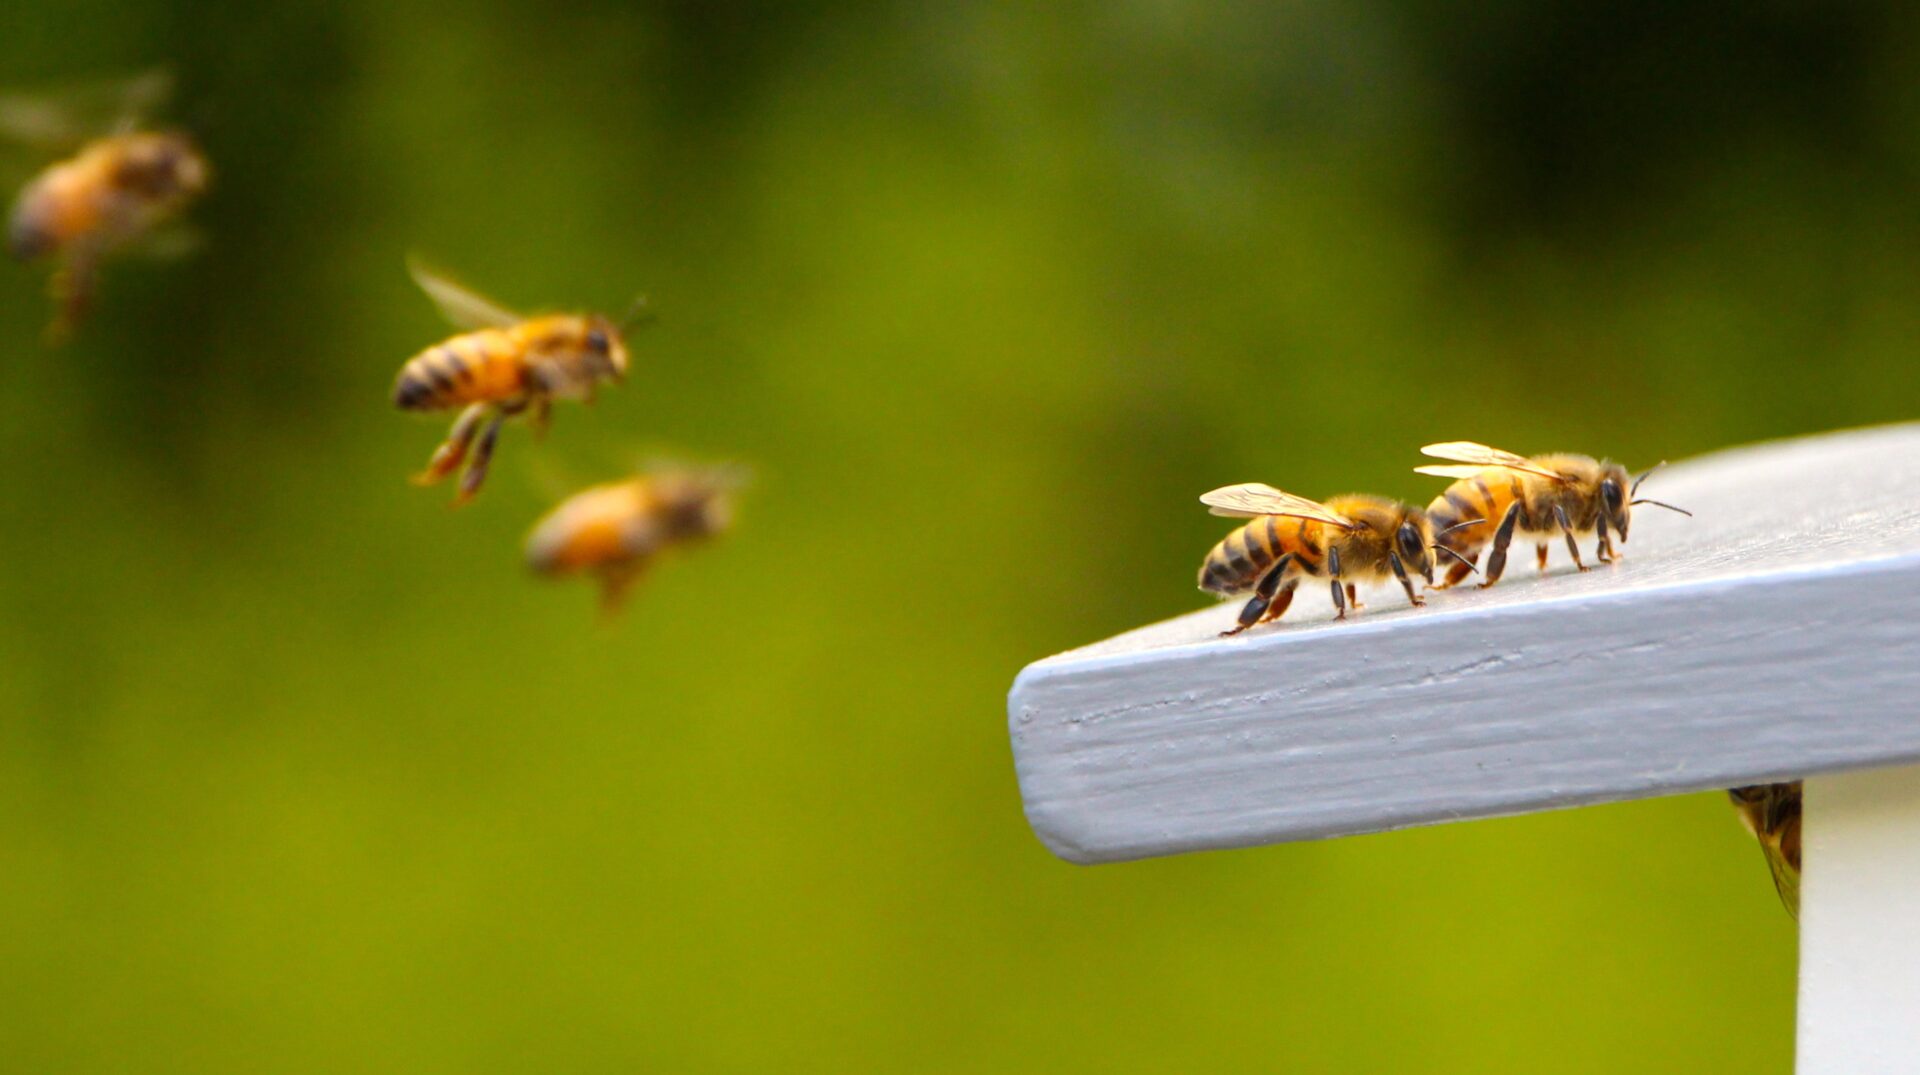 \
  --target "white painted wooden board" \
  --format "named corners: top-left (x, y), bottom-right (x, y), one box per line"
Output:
top-left (1008, 423), bottom-right (1920, 864)
top-left (1797, 765), bottom-right (1920, 1075)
